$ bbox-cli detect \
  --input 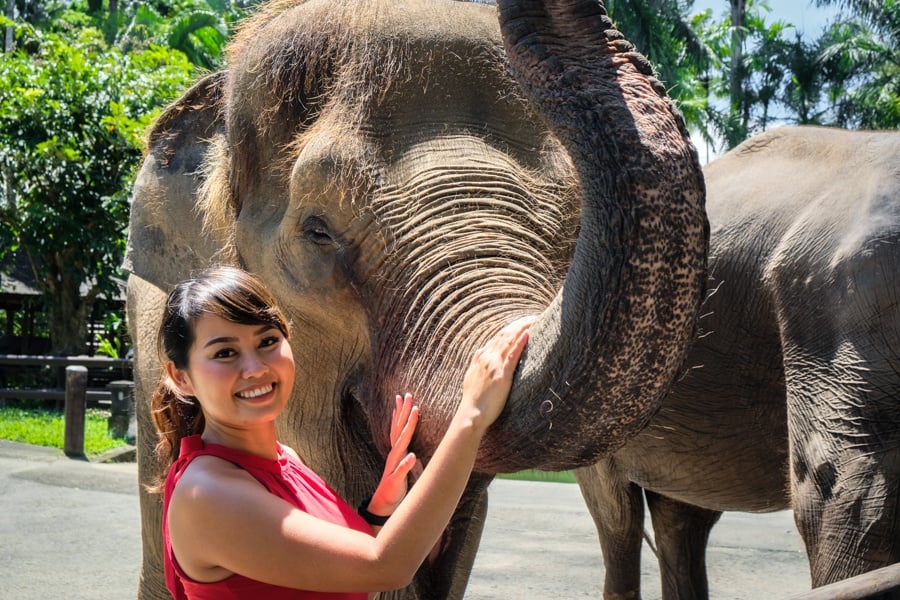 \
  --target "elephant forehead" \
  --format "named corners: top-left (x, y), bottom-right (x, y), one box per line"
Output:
top-left (229, 0), bottom-right (502, 67)
top-left (225, 0), bottom-right (509, 129)
top-left (220, 0), bottom-right (547, 214)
